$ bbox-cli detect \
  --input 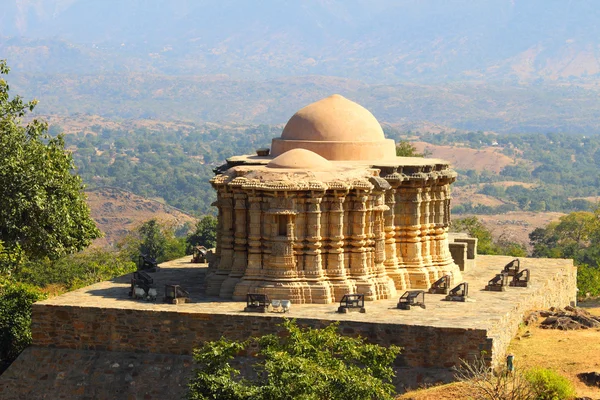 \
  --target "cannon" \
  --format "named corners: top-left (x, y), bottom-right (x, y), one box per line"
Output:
top-left (138, 255), bottom-right (159, 272)
top-left (129, 270), bottom-right (156, 301)
top-left (244, 293), bottom-right (271, 313)
top-left (510, 268), bottom-right (530, 287)
top-left (445, 282), bottom-right (469, 302)
top-left (191, 246), bottom-right (208, 263)
top-left (164, 284), bottom-right (190, 304)
top-left (428, 275), bottom-right (451, 295)
top-left (485, 273), bottom-right (509, 292)
top-left (397, 290), bottom-right (426, 310)
top-left (502, 259), bottom-right (520, 277)
top-left (337, 294), bottom-right (366, 313)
